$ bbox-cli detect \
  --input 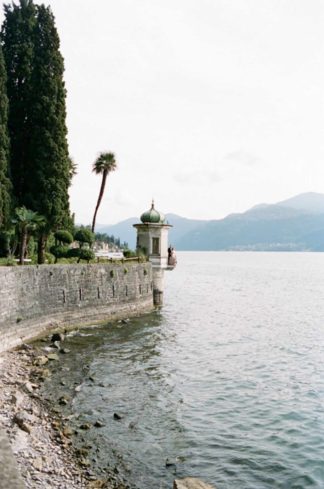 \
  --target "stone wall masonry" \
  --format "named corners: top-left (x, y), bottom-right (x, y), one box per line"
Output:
top-left (0, 262), bottom-right (154, 352)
